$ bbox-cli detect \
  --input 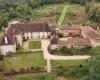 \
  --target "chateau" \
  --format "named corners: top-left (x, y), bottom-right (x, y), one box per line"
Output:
top-left (1, 22), bottom-right (100, 55)
top-left (0, 23), bottom-right (51, 55)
